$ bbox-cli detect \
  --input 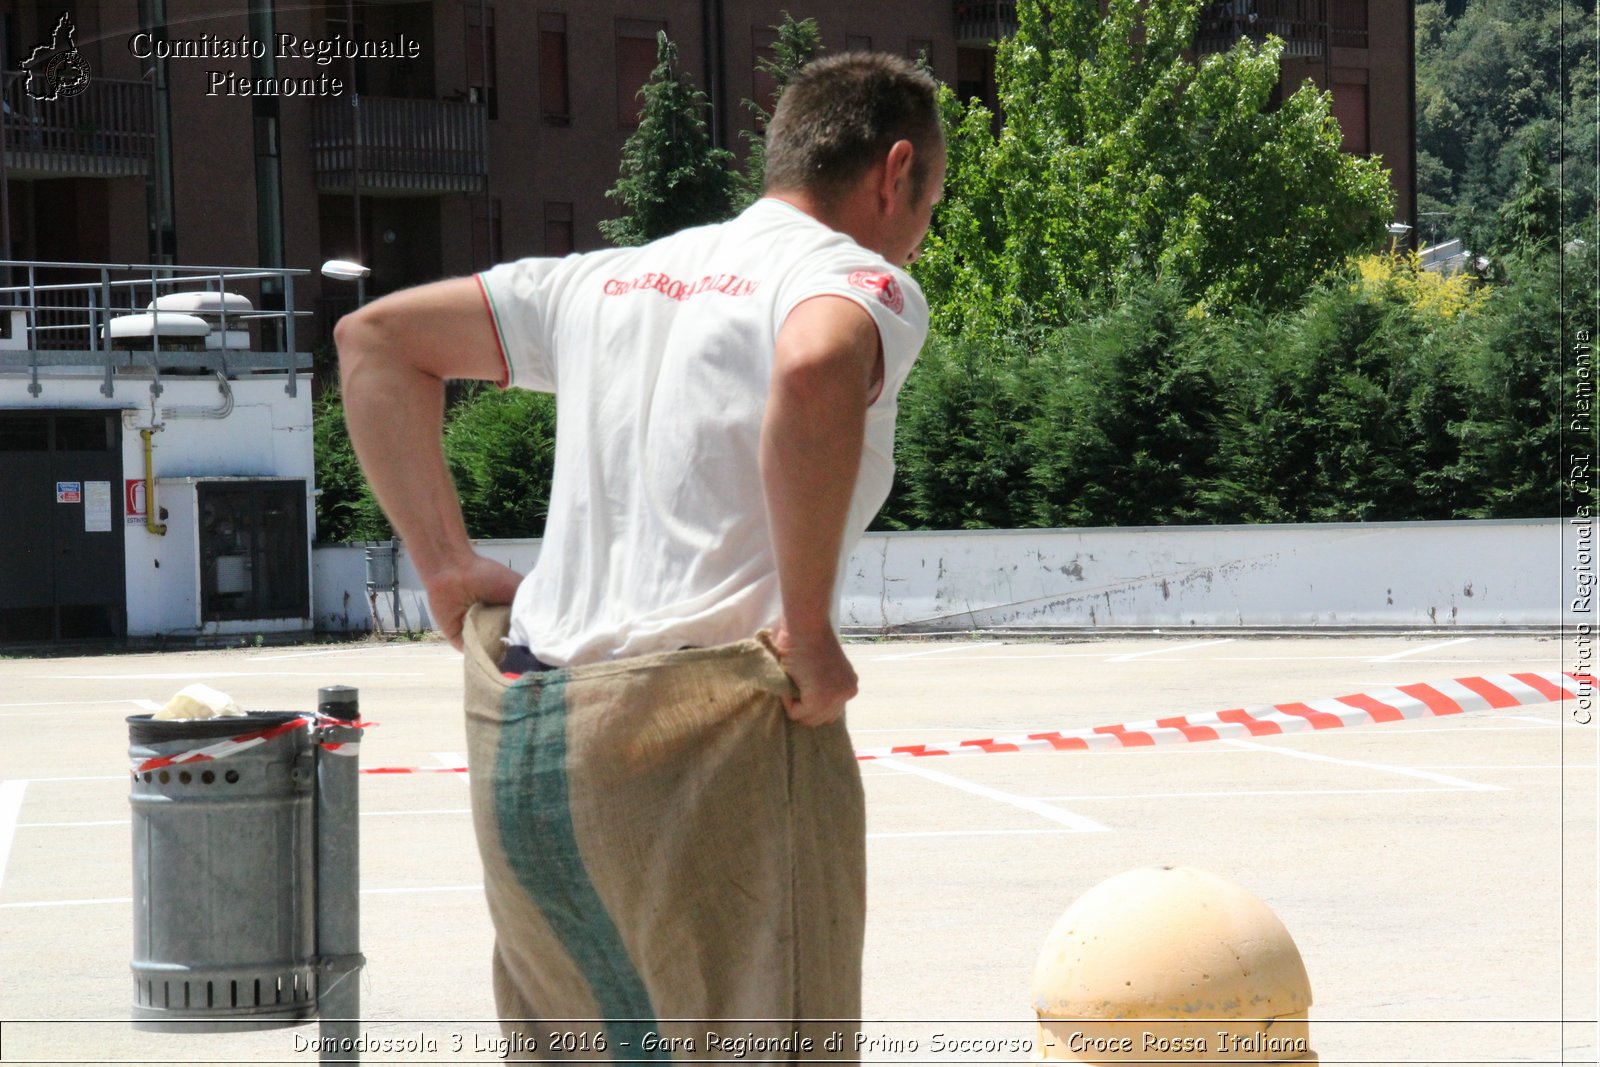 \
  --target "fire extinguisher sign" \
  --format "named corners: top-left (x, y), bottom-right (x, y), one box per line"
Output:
top-left (125, 479), bottom-right (147, 525)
